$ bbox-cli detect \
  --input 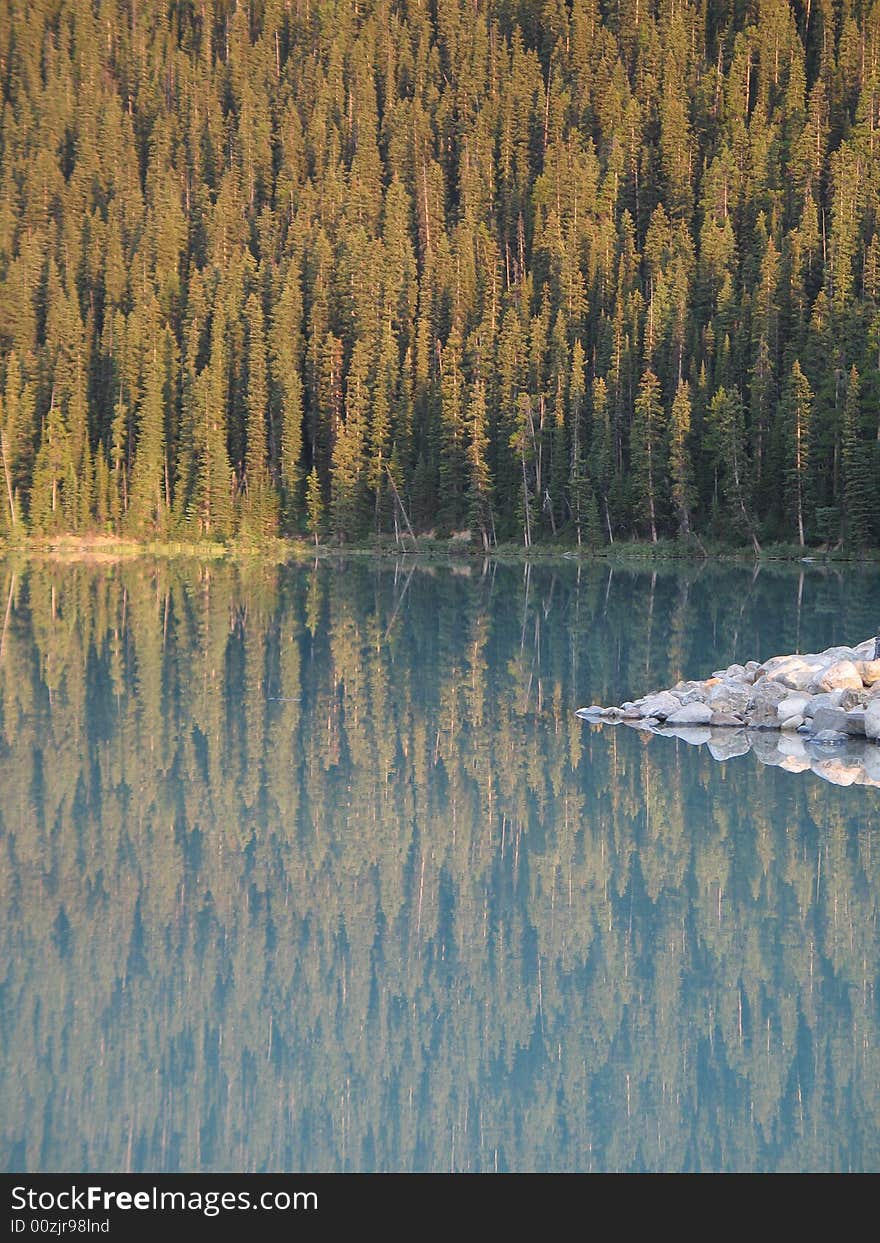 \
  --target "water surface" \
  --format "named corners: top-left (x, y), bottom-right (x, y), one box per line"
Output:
top-left (0, 555), bottom-right (878, 1172)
